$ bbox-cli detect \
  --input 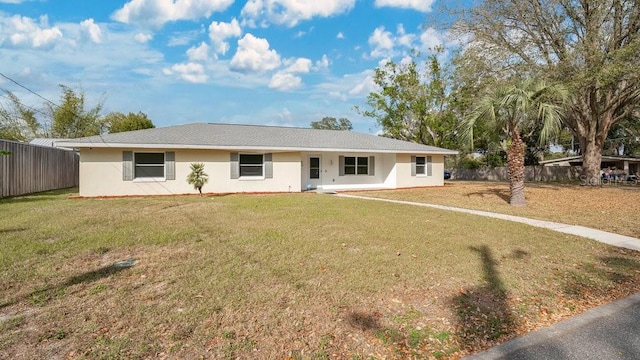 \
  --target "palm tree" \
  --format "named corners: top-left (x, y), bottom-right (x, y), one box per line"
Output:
top-left (186, 163), bottom-right (209, 196)
top-left (462, 79), bottom-right (567, 207)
